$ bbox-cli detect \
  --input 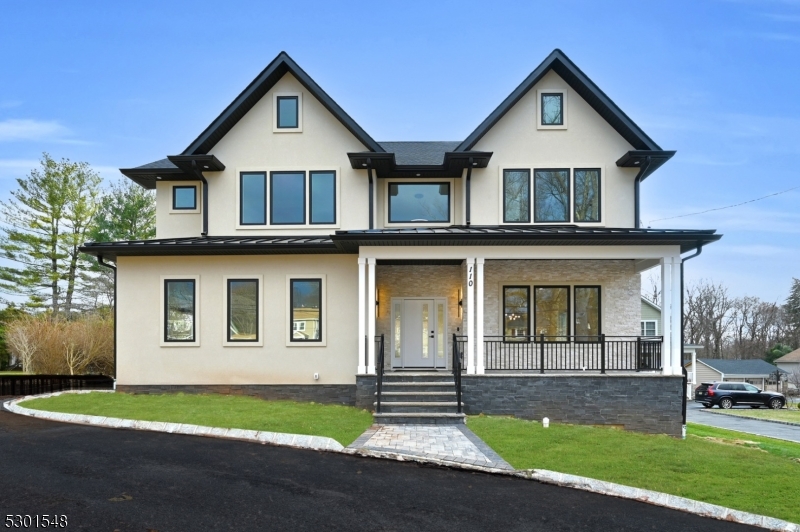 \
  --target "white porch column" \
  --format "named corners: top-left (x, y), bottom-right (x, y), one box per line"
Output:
top-left (476, 258), bottom-right (485, 374)
top-left (367, 258), bottom-right (376, 374)
top-left (660, 257), bottom-right (674, 375)
top-left (670, 255), bottom-right (683, 374)
top-left (465, 257), bottom-right (476, 374)
top-left (357, 258), bottom-right (367, 374)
